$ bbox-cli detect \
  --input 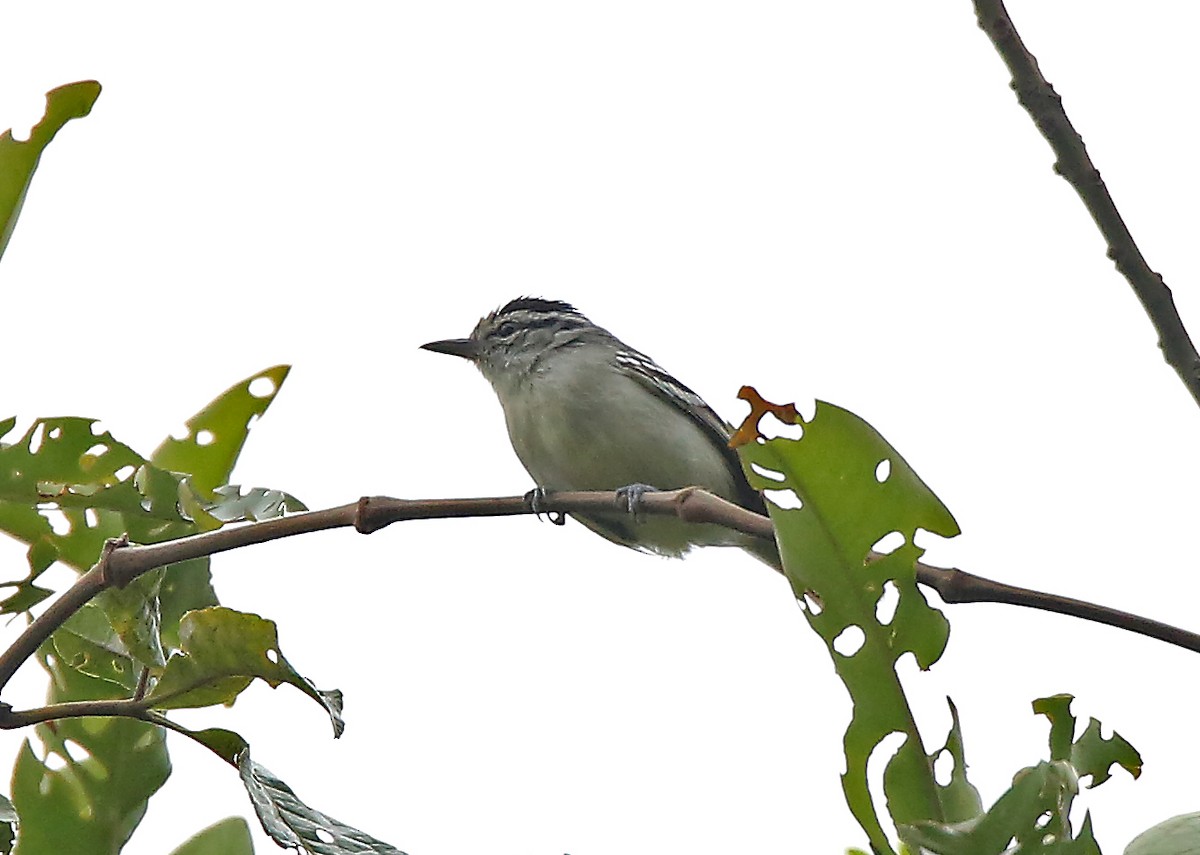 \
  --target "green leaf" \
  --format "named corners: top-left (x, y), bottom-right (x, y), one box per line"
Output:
top-left (900, 697), bottom-right (1138, 853)
top-left (158, 557), bottom-right (218, 652)
top-left (53, 602), bottom-right (140, 690)
top-left (146, 607), bottom-right (344, 735)
top-left (929, 699), bottom-right (983, 825)
top-left (737, 399), bottom-right (959, 854)
top-left (0, 81), bottom-right (101, 262)
top-left (1125, 813), bottom-right (1200, 855)
top-left (152, 366), bottom-right (291, 493)
top-left (238, 753), bottom-right (406, 855)
top-left (167, 817), bottom-right (254, 855)
top-left (12, 647), bottom-right (170, 855)
top-left (0, 580), bottom-right (53, 614)
top-left (95, 569), bottom-right (167, 670)
top-left (1072, 716), bottom-right (1142, 787)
